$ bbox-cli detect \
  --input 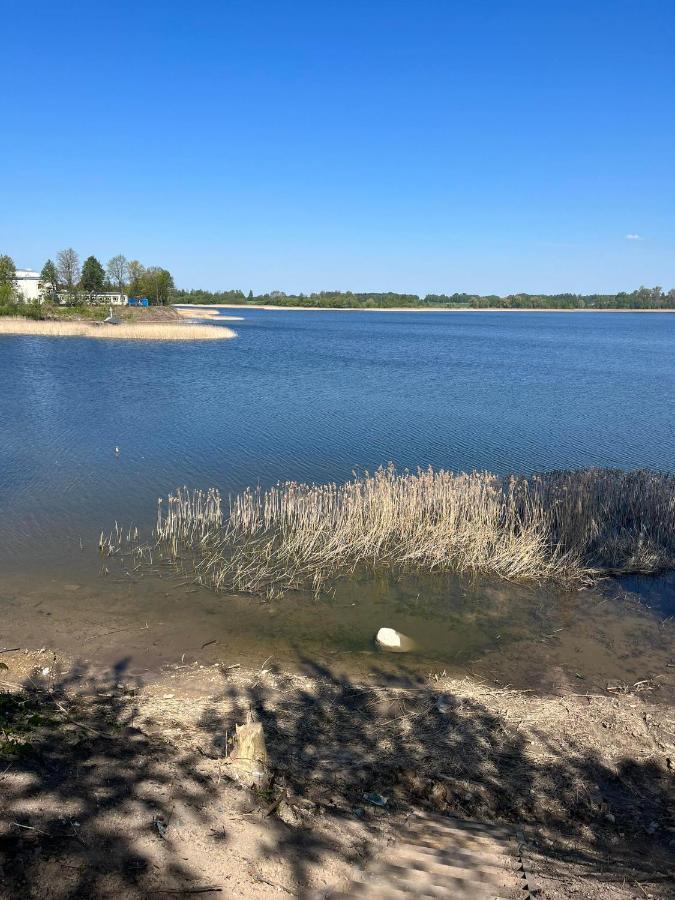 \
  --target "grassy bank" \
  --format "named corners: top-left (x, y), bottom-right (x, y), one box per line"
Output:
top-left (0, 317), bottom-right (236, 341)
top-left (106, 466), bottom-right (675, 597)
top-left (1, 302), bottom-right (186, 323)
top-left (1, 302), bottom-right (109, 321)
